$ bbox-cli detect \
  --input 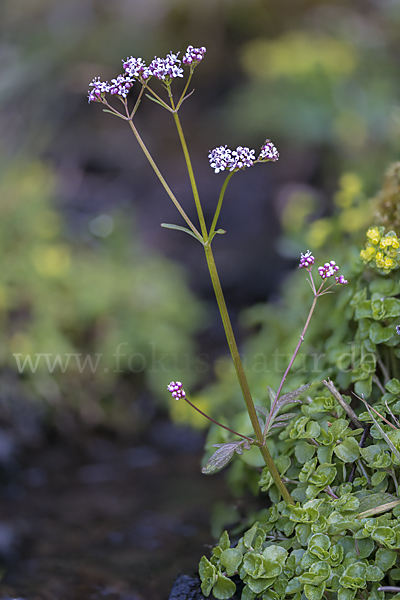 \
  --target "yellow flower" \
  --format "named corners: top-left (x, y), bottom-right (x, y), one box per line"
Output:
top-left (360, 247), bottom-right (375, 262)
top-left (387, 247), bottom-right (398, 258)
top-left (366, 227), bottom-right (381, 245)
top-left (384, 257), bottom-right (394, 269)
top-left (393, 238), bottom-right (400, 249)
top-left (375, 252), bottom-right (385, 268)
